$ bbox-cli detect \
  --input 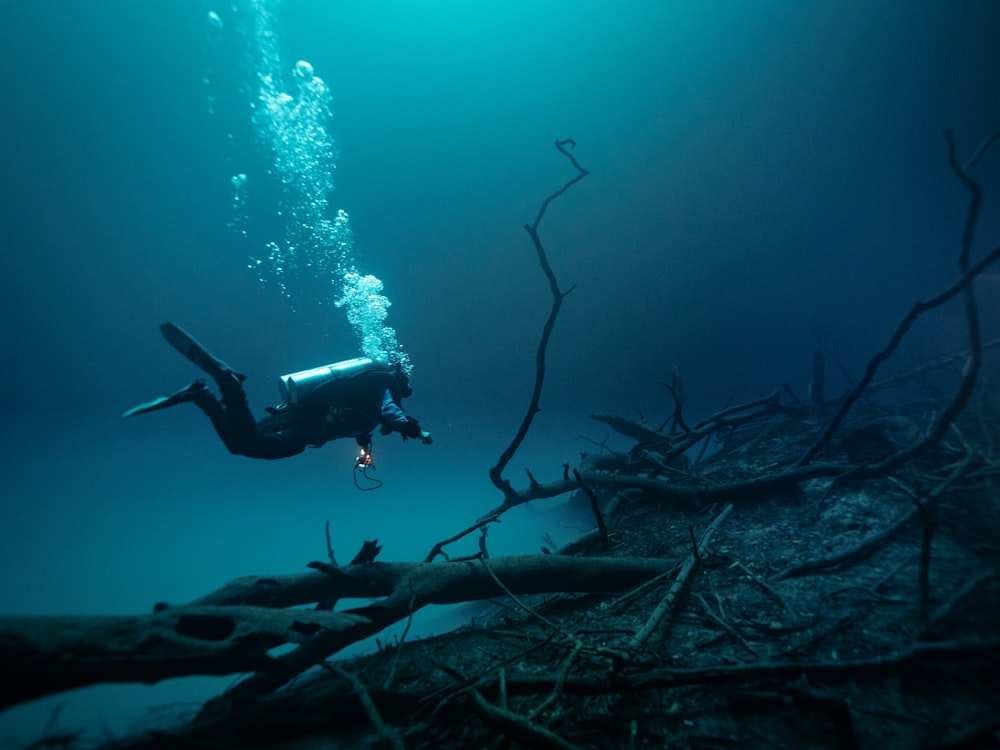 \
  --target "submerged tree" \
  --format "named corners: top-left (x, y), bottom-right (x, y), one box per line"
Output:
top-left (3, 132), bottom-right (1000, 749)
